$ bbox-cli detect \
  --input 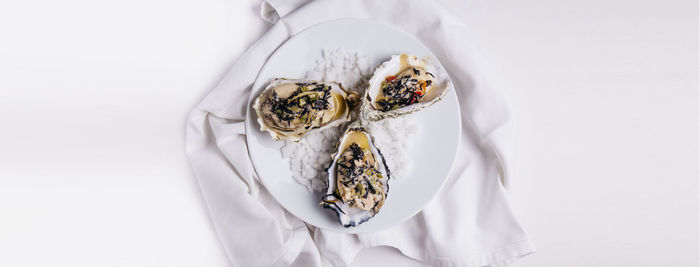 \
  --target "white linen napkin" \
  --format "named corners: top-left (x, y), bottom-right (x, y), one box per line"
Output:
top-left (185, 0), bottom-right (535, 266)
